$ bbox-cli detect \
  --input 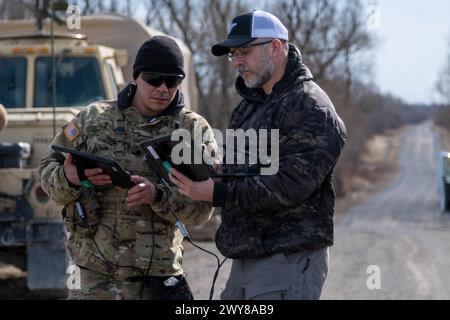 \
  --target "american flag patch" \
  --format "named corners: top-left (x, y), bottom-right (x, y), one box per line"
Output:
top-left (63, 121), bottom-right (80, 142)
